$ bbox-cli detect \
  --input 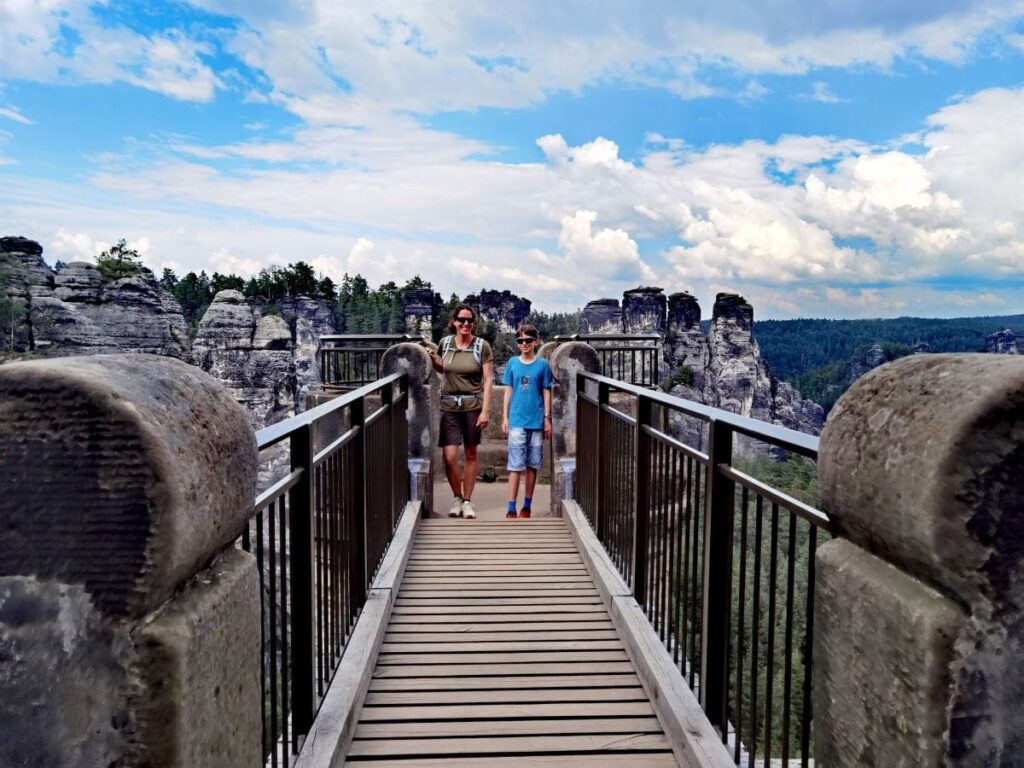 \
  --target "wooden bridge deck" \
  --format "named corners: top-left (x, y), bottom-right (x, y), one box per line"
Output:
top-left (344, 518), bottom-right (681, 767)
